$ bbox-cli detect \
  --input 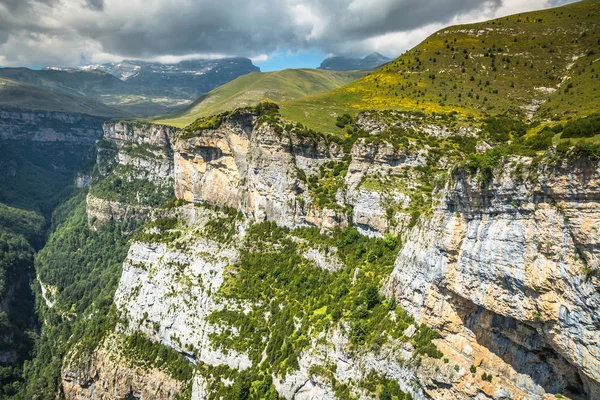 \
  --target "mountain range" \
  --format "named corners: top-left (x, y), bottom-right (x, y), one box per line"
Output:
top-left (318, 52), bottom-right (391, 71)
top-left (0, 58), bottom-right (260, 116)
